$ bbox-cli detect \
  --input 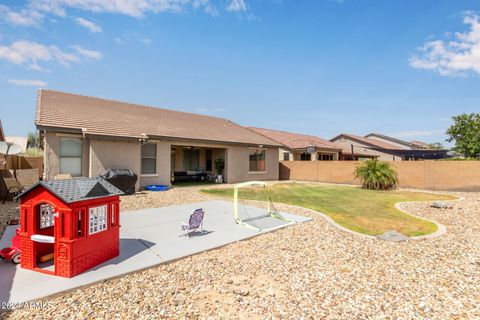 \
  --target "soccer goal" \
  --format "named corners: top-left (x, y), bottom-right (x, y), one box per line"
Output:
top-left (233, 181), bottom-right (296, 232)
